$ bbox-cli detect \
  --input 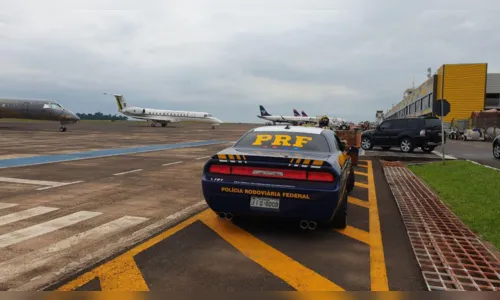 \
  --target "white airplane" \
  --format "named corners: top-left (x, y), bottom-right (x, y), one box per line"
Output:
top-left (259, 105), bottom-right (348, 129)
top-left (257, 105), bottom-right (318, 126)
top-left (106, 93), bottom-right (223, 129)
